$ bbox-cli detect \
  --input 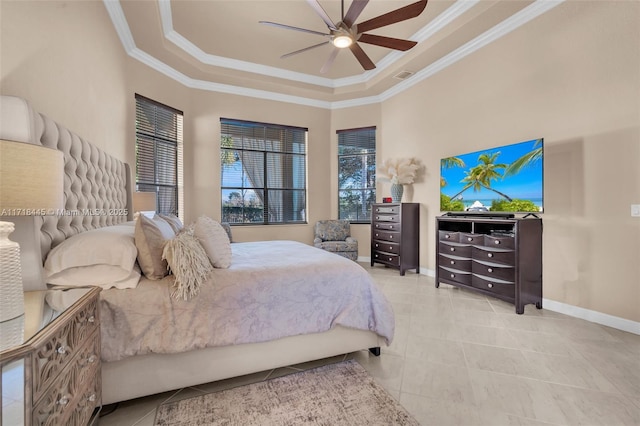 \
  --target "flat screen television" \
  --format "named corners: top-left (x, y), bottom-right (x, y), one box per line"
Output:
top-left (440, 138), bottom-right (543, 214)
